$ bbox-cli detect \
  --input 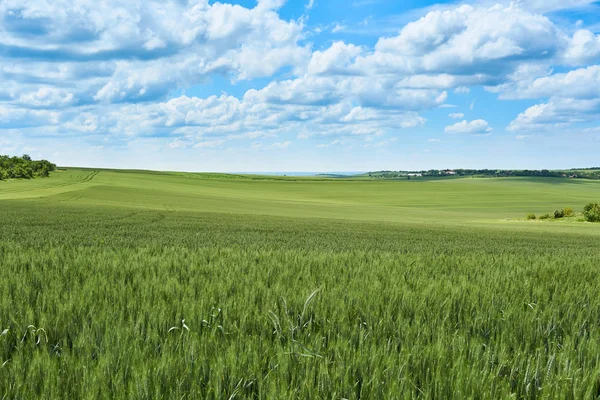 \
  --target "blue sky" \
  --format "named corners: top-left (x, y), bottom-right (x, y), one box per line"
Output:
top-left (0, 0), bottom-right (599, 172)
